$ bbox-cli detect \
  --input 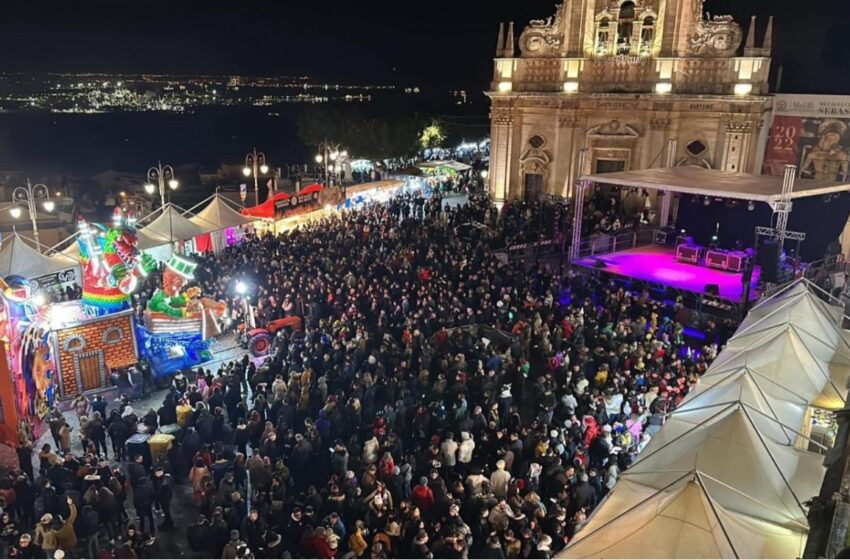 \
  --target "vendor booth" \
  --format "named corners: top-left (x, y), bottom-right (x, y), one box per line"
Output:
top-left (186, 194), bottom-right (257, 254)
